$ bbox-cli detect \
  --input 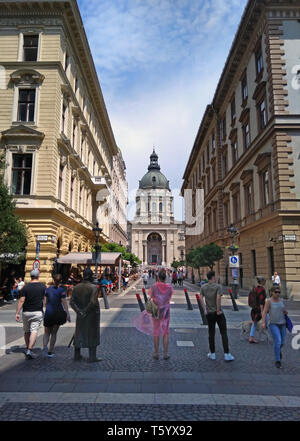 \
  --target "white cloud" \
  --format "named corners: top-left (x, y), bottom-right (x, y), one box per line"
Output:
top-left (77, 0), bottom-right (248, 220)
